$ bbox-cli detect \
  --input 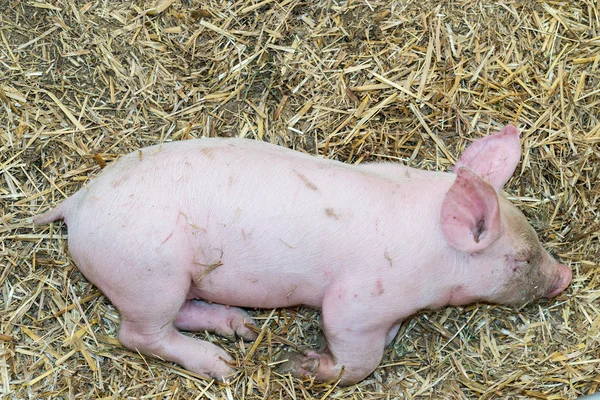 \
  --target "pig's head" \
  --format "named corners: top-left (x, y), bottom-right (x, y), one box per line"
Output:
top-left (440, 125), bottom-right (572, 305)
